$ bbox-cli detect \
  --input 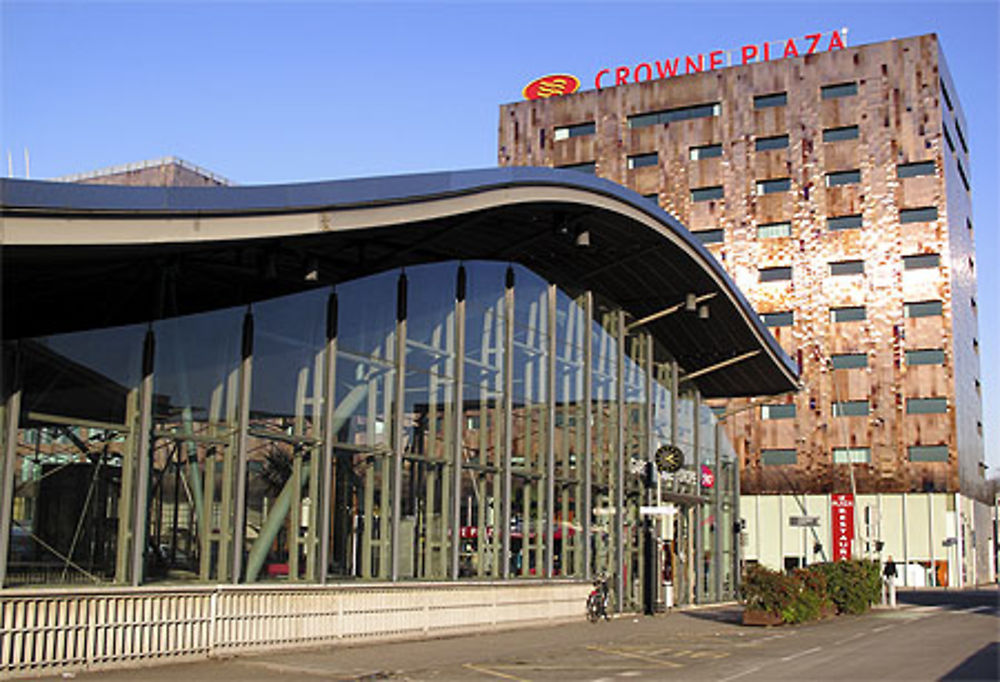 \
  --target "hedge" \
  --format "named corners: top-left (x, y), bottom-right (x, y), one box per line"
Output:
top-left (741, 560), bottom-right (881, 624)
